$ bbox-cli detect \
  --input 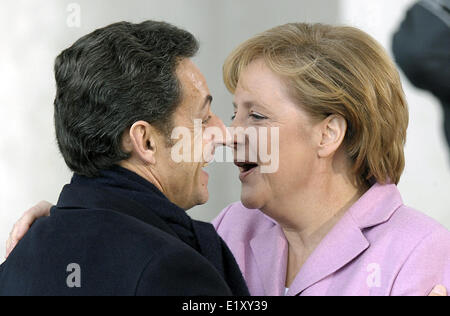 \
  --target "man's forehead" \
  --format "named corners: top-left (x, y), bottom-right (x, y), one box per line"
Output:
top-left (174, 59), bottom-right (212, 119)
top-left (177, 59), bottom-right (209, 97)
